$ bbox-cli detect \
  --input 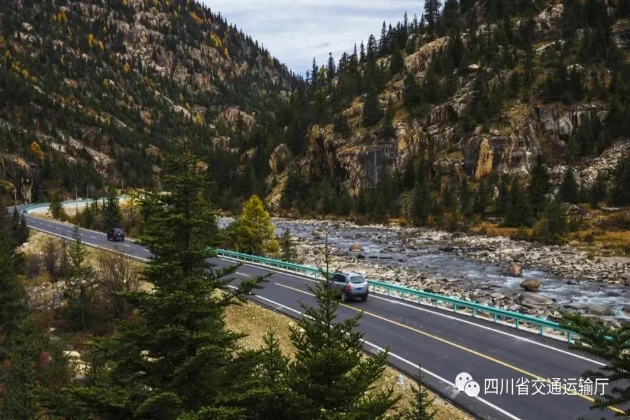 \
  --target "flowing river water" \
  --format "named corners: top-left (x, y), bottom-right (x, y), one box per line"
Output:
top-left (220, 217), bottom-right (630, 322)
